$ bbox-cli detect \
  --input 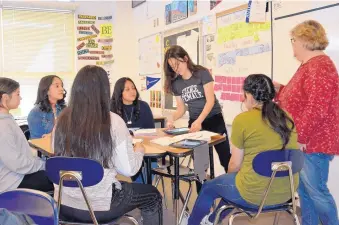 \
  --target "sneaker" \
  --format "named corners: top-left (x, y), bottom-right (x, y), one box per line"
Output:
top-left (200, 213), bottom-right (213, 225)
